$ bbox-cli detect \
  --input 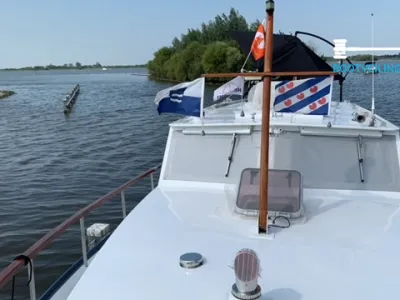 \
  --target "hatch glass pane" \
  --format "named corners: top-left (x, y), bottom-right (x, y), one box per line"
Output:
top-left (236, 168), bottom-right (301, 214)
